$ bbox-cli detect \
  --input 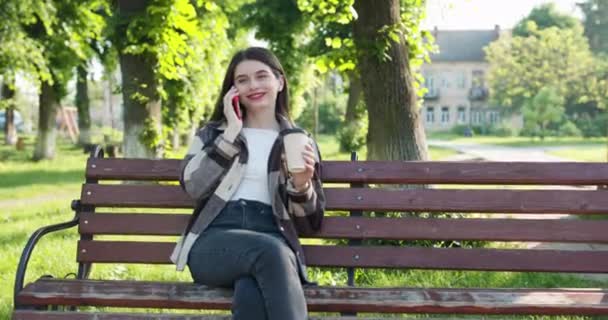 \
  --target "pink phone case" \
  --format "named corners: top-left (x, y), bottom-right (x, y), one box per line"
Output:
top-left (232, 95), bottom-right (241, 120)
